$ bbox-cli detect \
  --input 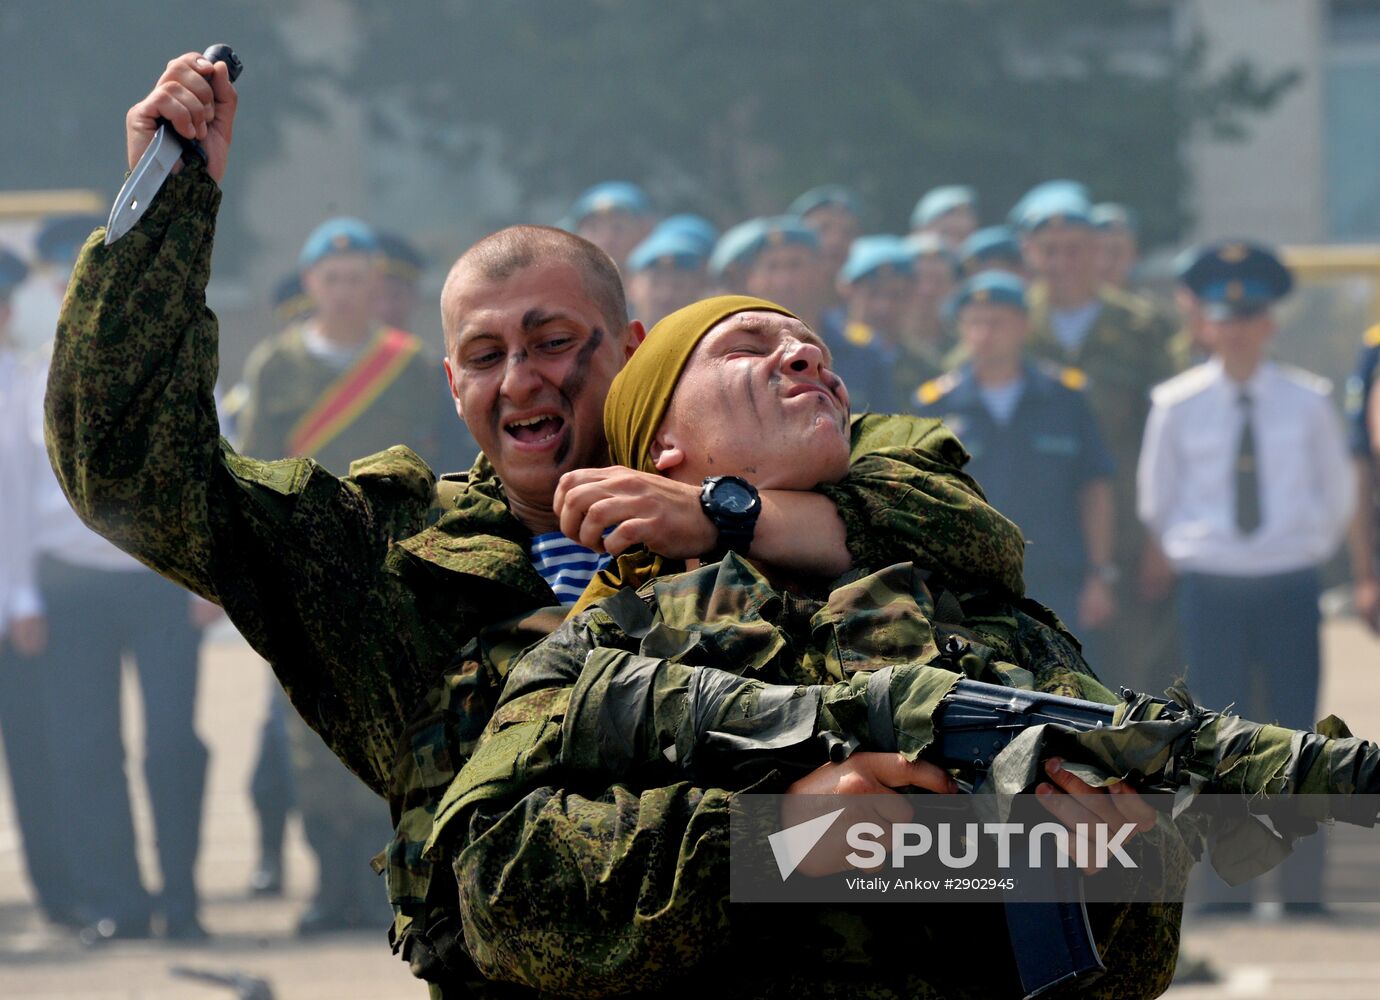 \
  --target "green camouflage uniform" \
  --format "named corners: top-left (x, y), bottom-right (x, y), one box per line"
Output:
top-left (432, 555), bottom-right (1187, 999)
top-left (45, 161), bottom-right (1034, 993)
top-left (1028, 284), bottom-right (1179, 692)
